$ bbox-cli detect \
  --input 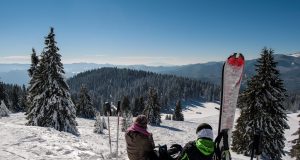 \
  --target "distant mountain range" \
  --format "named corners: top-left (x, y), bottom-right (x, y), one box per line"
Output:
top-left (0, 53), bottom-right (299, 92)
